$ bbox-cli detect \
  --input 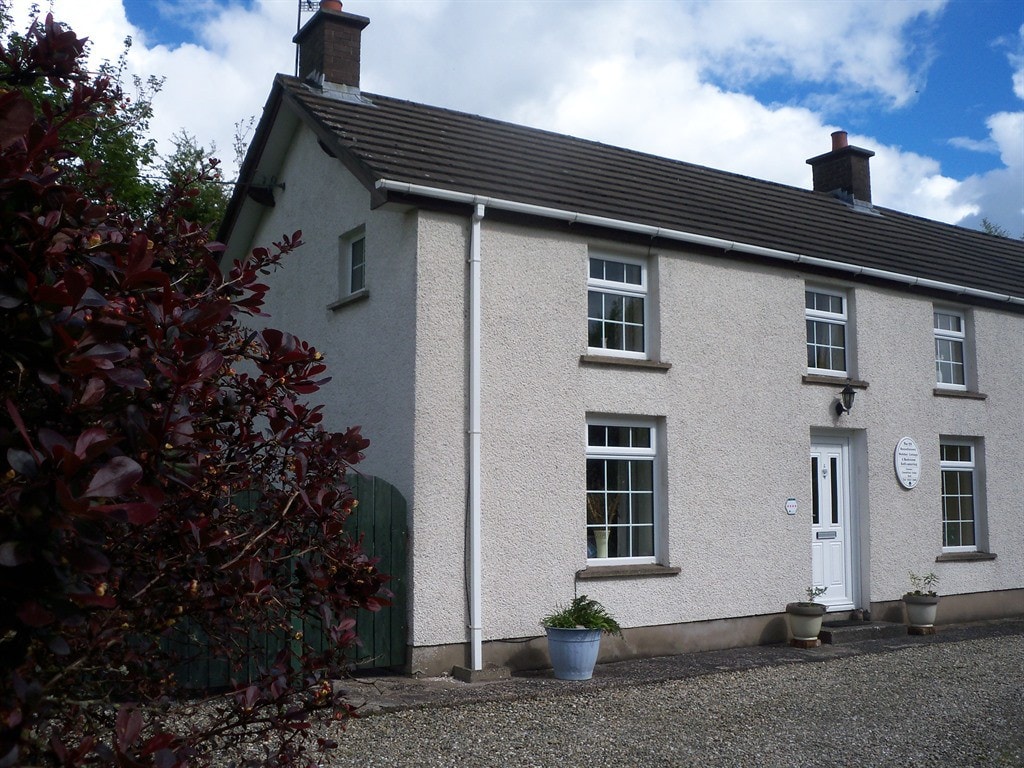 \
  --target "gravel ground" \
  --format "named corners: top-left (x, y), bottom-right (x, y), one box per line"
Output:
top-left (311, 633), bottom-right (1024, 768)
